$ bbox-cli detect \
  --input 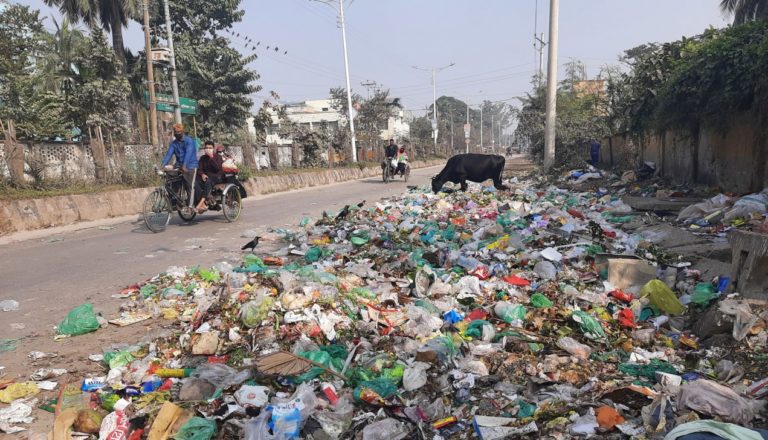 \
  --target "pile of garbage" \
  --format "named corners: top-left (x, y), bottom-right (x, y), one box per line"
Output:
top-left (3, 180), bottom-right (768, 439)
top-left (676, 189), bottom-right (768, 235)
